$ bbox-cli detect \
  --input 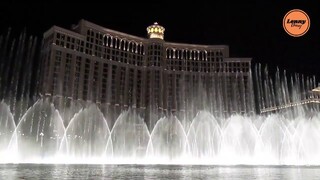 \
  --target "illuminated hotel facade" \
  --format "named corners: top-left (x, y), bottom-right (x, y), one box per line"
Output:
top-left (39, 19), bottom-right (254, 123)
